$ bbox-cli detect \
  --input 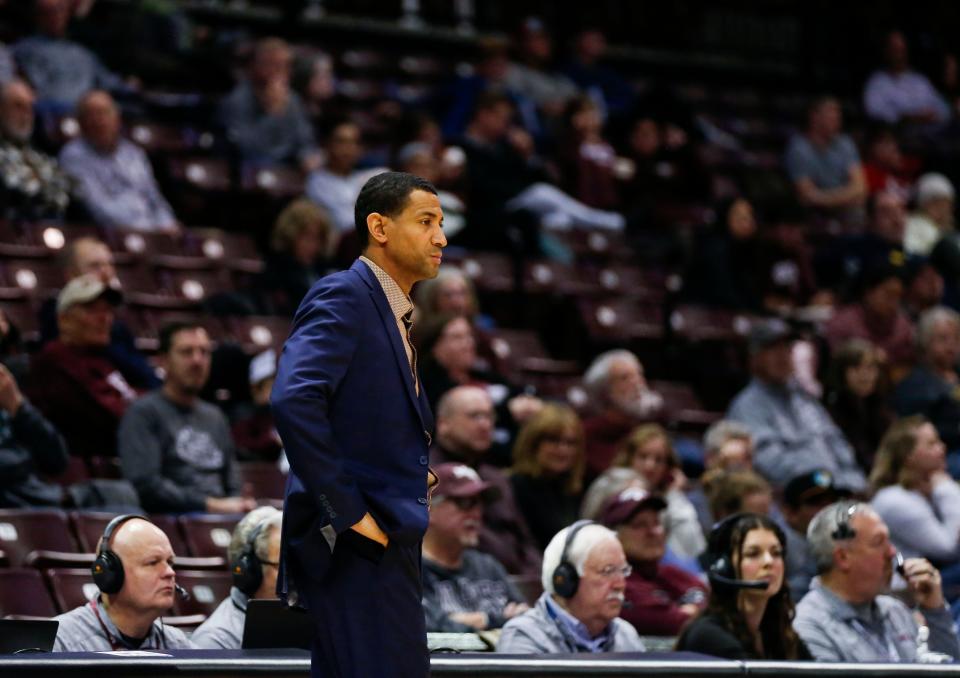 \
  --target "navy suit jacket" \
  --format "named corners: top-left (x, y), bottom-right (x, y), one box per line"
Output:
top-left (271, 260), bottom-right (434, 606)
